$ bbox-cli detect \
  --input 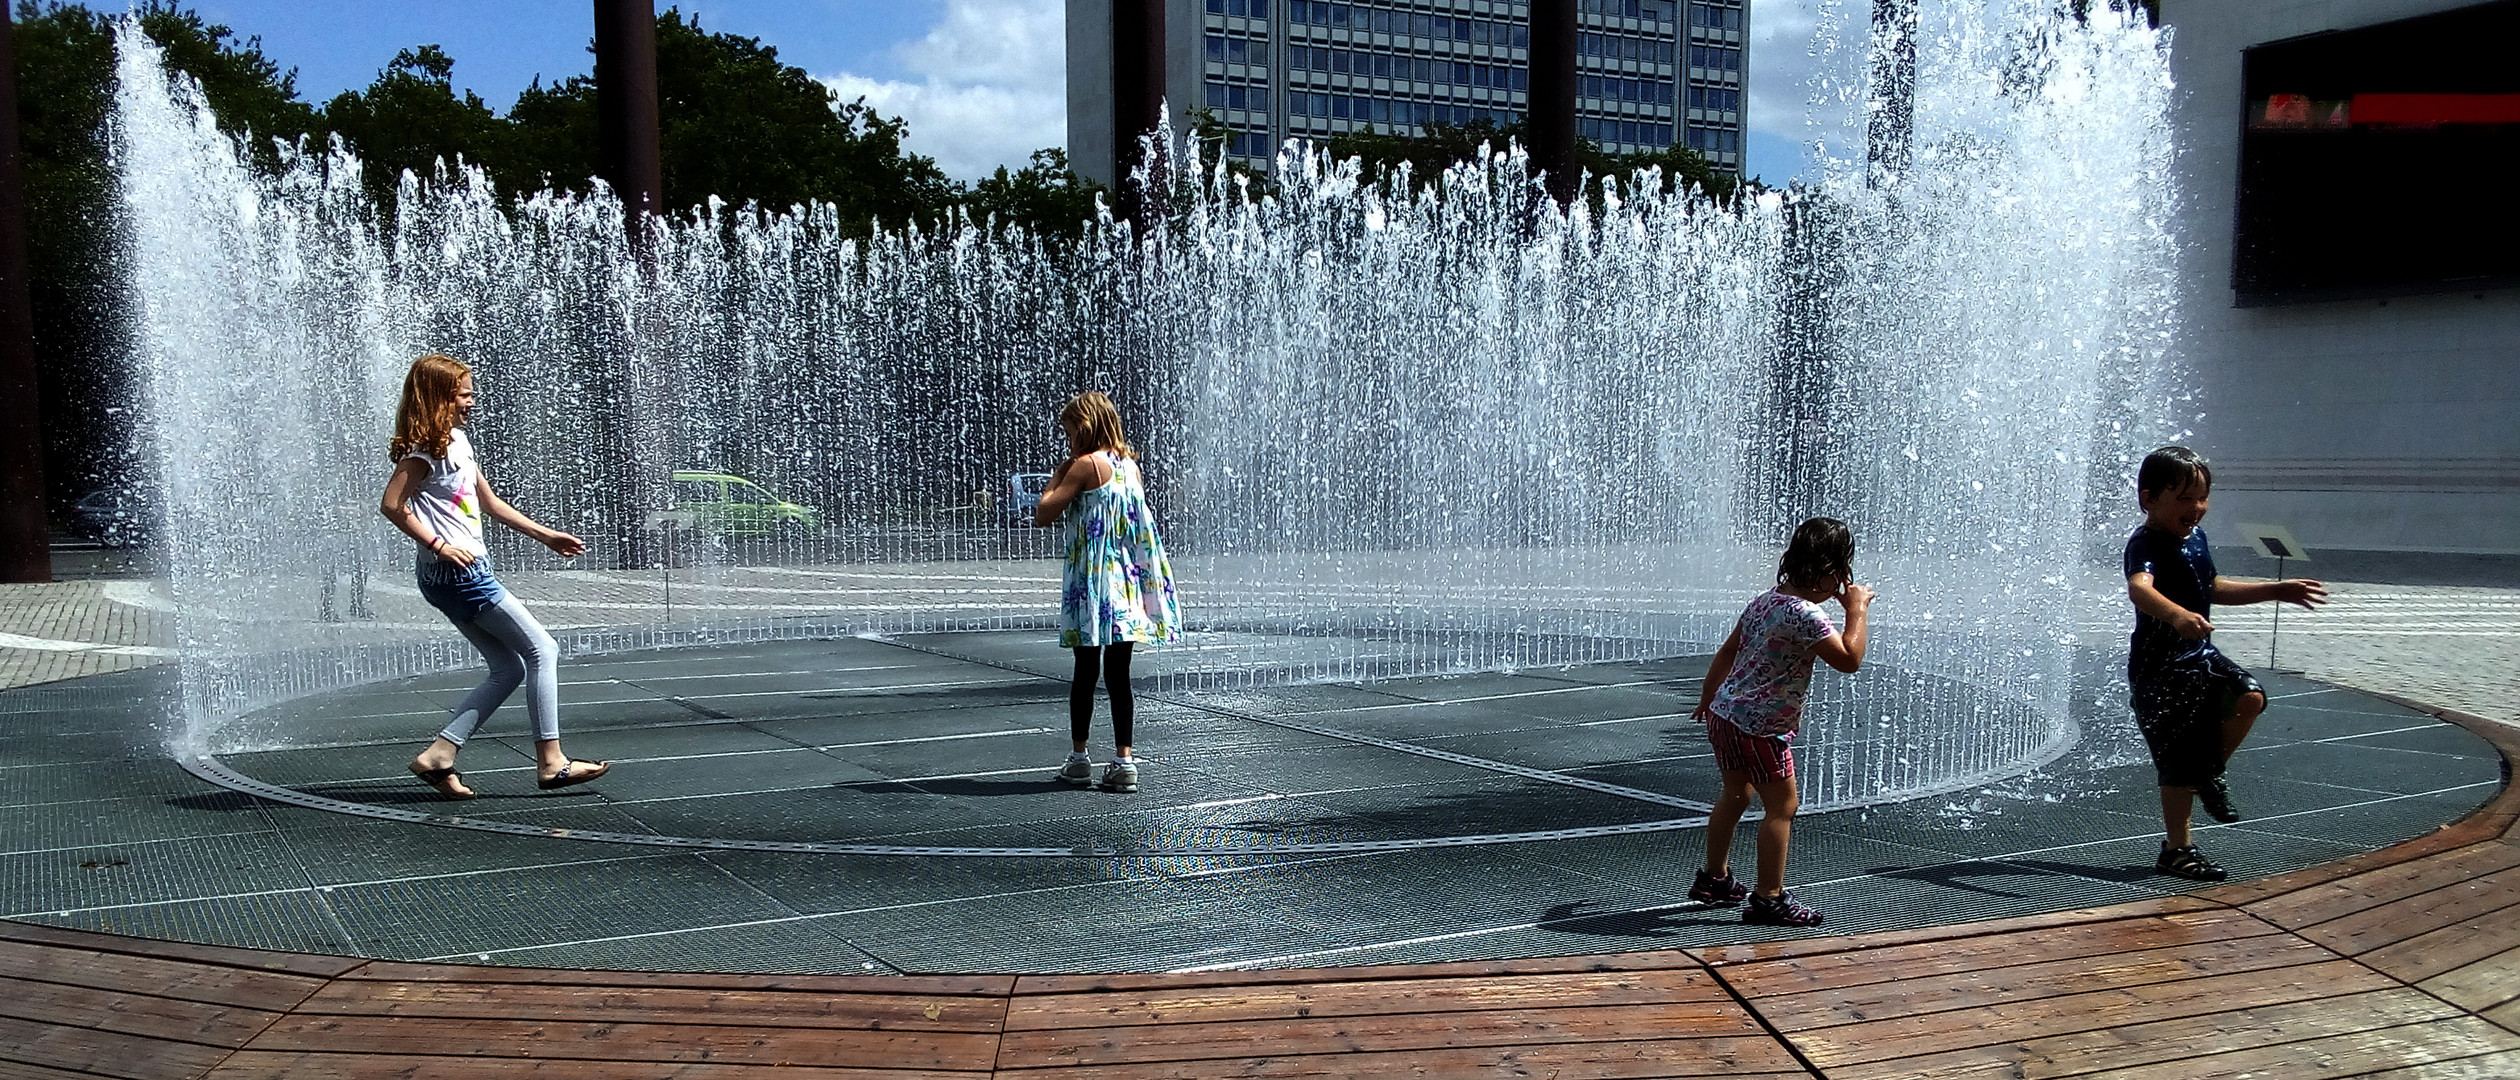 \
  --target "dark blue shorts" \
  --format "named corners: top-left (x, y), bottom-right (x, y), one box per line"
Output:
top-left (2129, 648), bottom-right (2261, 788)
